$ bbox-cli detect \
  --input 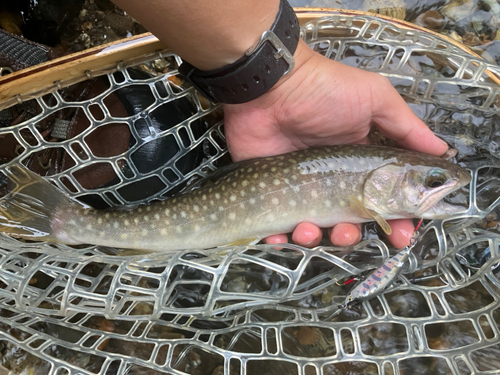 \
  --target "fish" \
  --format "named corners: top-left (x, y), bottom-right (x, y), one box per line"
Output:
top-left (343, 246), bottom-right (411, 309)
top-left (0, 145), bottom-right (471, 251)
